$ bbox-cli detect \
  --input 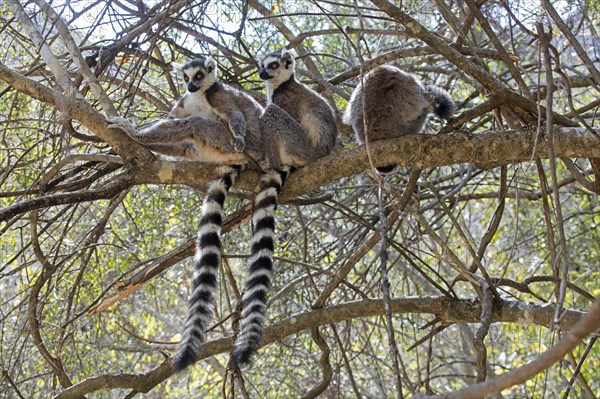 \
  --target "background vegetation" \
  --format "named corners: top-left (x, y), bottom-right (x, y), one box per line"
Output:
top-left (1, 0), bottom-right (599, 398)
